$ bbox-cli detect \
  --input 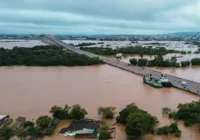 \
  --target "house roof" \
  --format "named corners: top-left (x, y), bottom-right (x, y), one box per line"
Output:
top-left (16, 117), bottom-right (26, 122)
top-left (60, 119), bottom-right (100, 134)
top-left (0, 115), bottom-right (8, 120)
